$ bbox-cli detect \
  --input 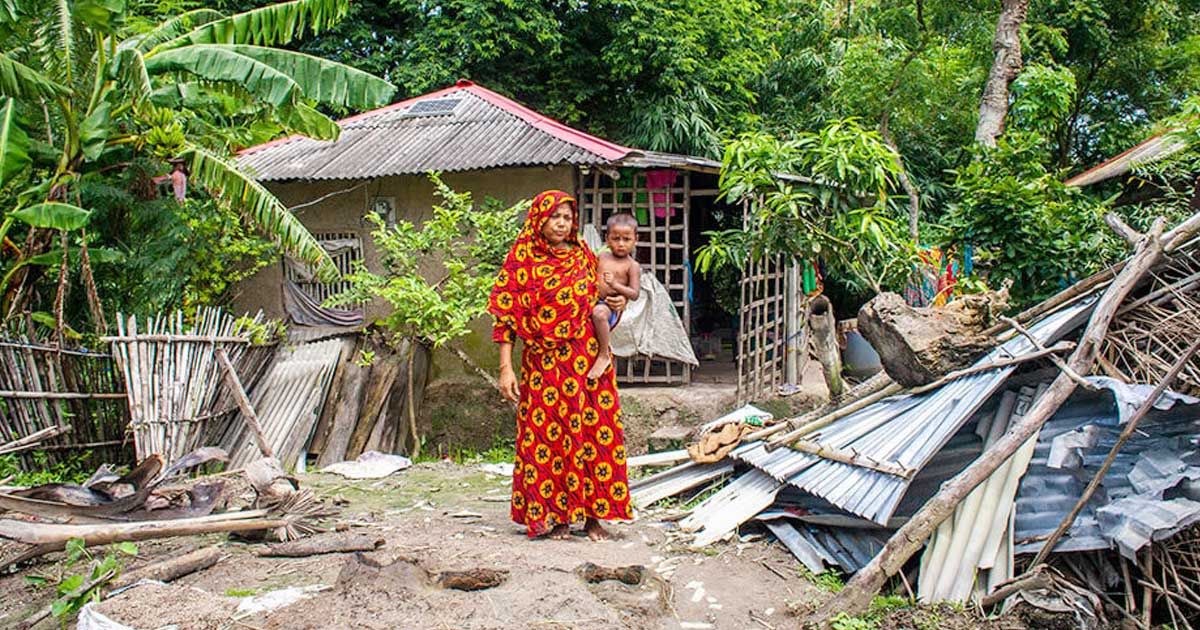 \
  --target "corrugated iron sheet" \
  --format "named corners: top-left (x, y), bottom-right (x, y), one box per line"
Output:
top-left (732, 299), bottom-right (1095, 525)
top-left (630, 460), bottom-right (734, 508)
top-left (1014, 383), bottom-right (1200, 558)
top-left (219, 338), bottom-right (348, 468)
top-left (680, 469), bottom-right (782, 546)
top-left (758, 512), bottom-right (889, 573)
top-left (238, 87), bottom-right (621, 181)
